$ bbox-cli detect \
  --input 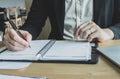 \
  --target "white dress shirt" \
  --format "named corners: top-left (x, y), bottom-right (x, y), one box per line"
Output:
top-left (64, 0), bottom-right (93, 40)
